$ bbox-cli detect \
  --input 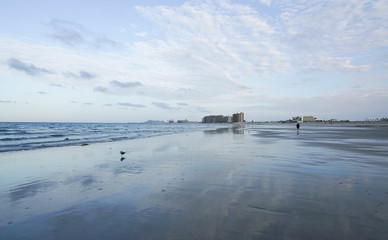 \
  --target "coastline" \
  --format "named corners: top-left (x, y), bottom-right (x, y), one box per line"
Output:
top-left (1, 125), bottom-right (387, 239)
top-left (0, 122), bottom-right (226, 153)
